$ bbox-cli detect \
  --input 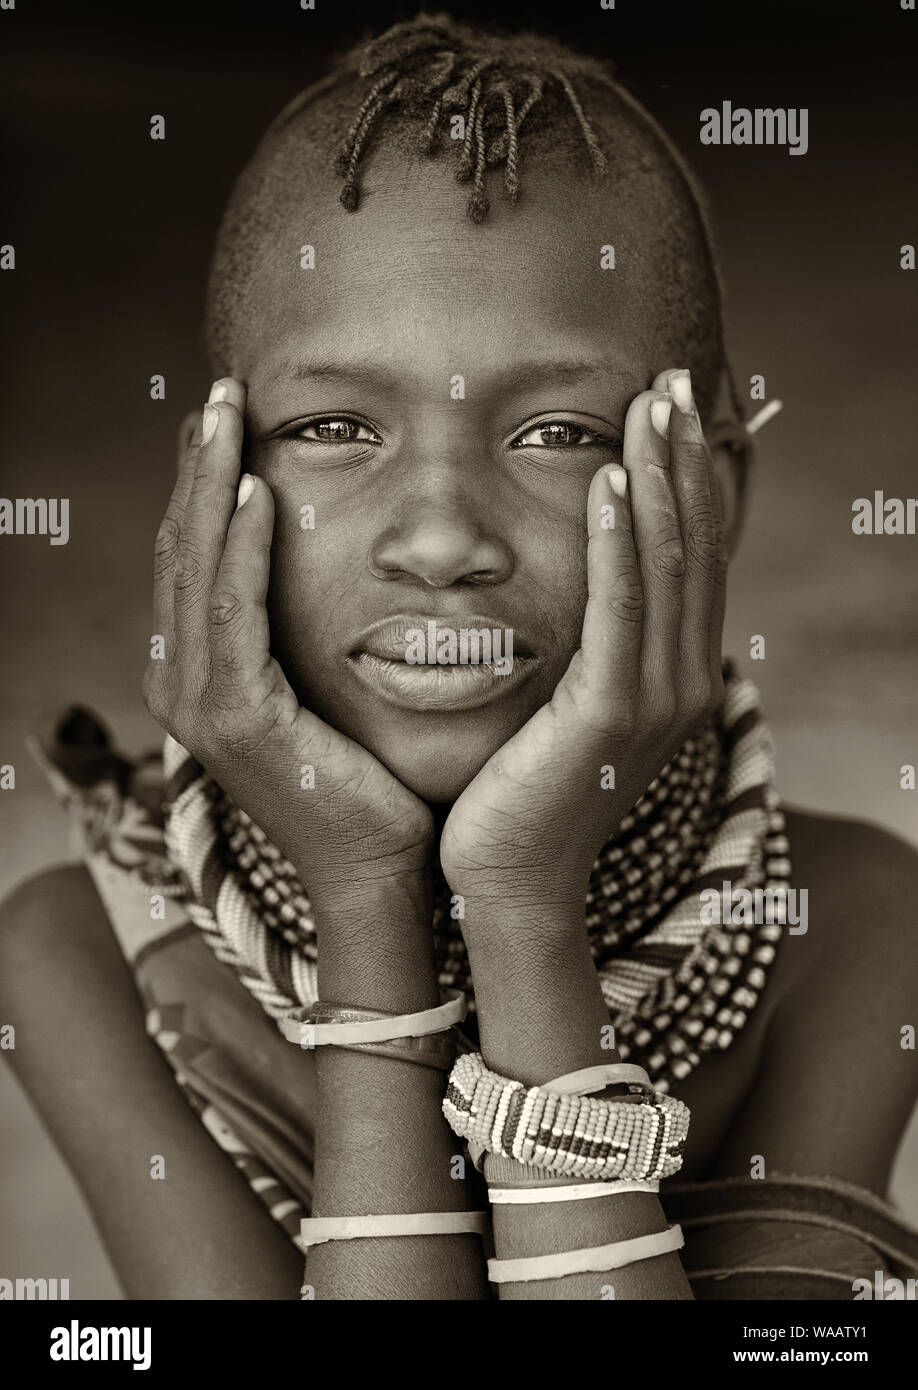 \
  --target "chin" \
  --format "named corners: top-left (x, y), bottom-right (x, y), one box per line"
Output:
top-left (381, 752), bottom-right (485, 803)
top-left (329, 692), bottom-right (540, 803)
top-left (357, 719), bottom-right (510, 802)
top-left (286, 660), bottom-right (550, 803)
